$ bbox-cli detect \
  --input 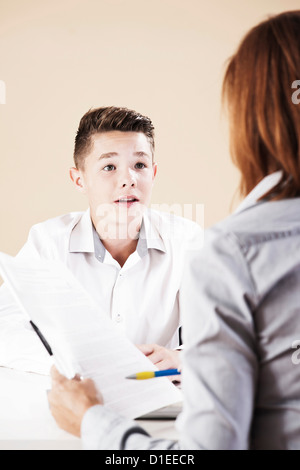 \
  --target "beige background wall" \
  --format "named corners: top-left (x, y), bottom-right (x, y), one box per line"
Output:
top-left (0, 0), bottom-right (299, 255)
